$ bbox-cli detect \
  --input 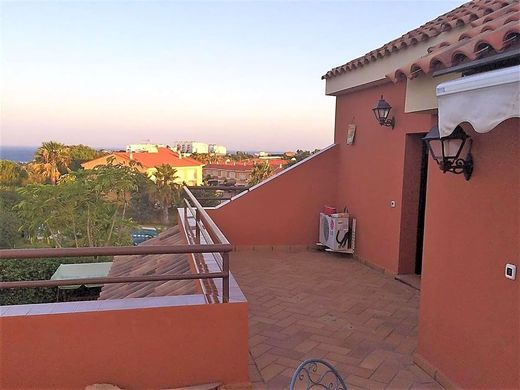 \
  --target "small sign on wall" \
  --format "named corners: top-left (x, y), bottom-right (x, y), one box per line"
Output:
top-left (346, 124), bottom-right (356, 145)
